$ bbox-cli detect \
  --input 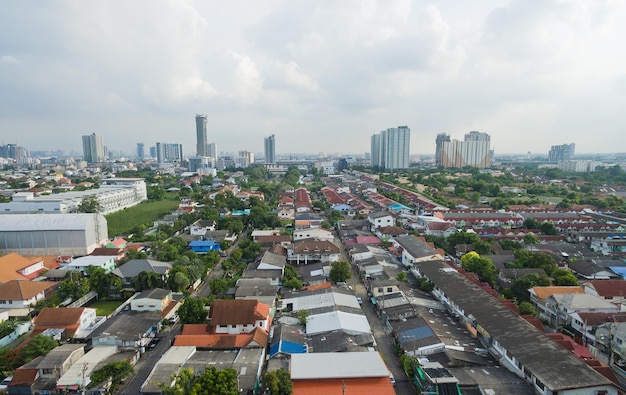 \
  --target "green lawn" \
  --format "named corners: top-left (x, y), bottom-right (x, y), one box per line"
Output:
top-left (105, 193), bottom-right (180, 236)
top-left (88, 300), bottom-right (125, 316)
